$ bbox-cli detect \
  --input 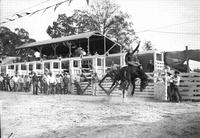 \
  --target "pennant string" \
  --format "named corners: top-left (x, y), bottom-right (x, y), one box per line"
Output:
top-left (42, 6), bottom-right (51, 14)
top-left (54, 2), bottom-right (65, 12)
top-left (0, 0), bottom-right (69, 25)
